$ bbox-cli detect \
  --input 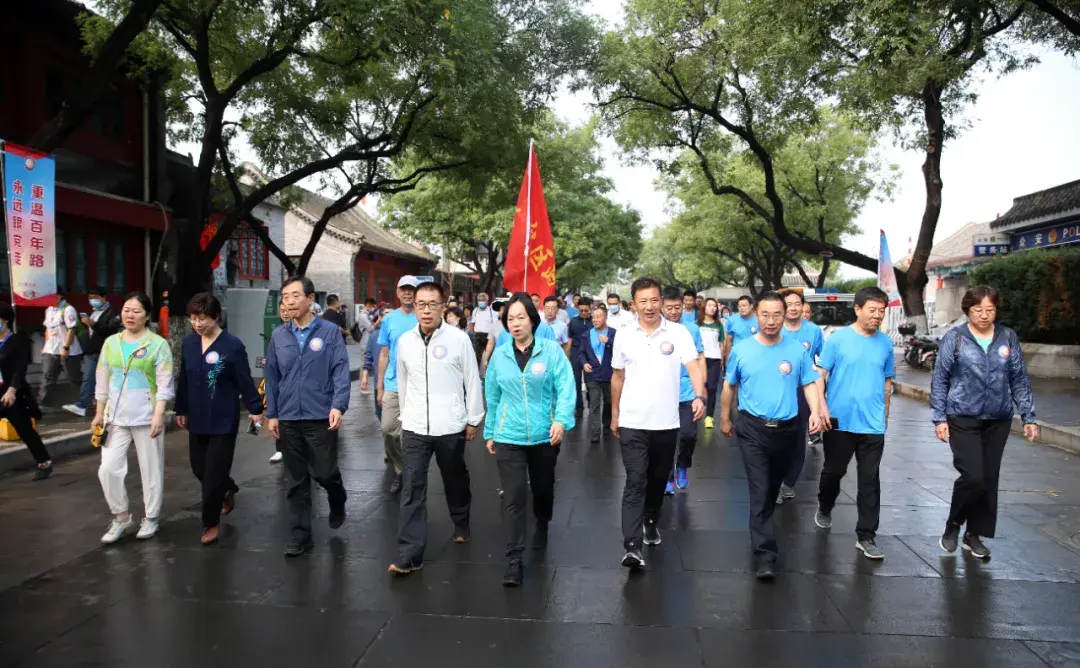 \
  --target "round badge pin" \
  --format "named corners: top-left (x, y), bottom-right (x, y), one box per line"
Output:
top-left (433, 345), bottom-right (448, 360)
top-left (309, 337), bottom-right (324, 352)
top-left (133, 347), bottom-right (147, 359)
top-left (778, 360), bottom-right (792, 375)
top-left (998, 345), bottom-right (1010, 358)
top-left (530, 361), bottom-right (547, 376)
top-left (205, 351), bottom-right (220, 365)
top-left (802, 340), bottom-right (811, 351)
top-left (751, 327), bottom-right (759, 334)
top-left (659, 341), bottom-right (675, 356)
